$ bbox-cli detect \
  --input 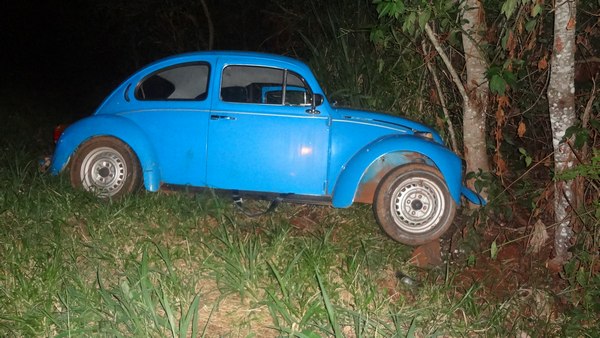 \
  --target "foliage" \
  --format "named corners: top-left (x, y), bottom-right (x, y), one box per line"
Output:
top-left (3, 0), bottom-right (600, 334)
top-left (556, 144), bottom-right (600, 333)
top-left (3, 100), bottom-right (596, 336)
top-left (272, 0), bottom-right (440, 125)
